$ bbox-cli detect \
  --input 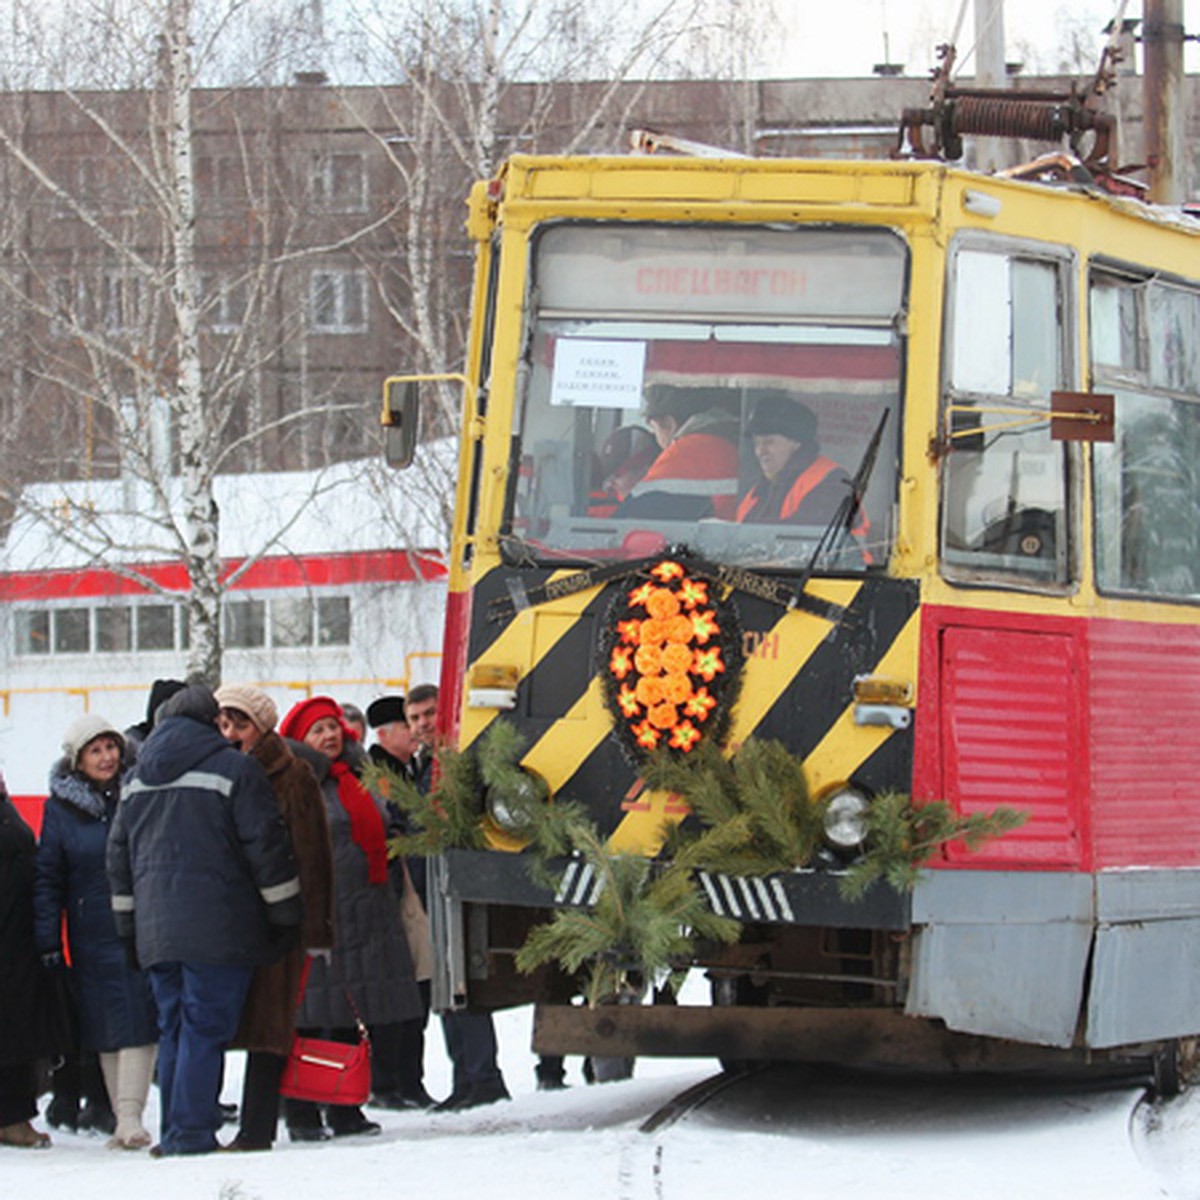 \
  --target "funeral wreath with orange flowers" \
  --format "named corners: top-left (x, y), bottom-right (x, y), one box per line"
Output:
top-left (600, 557), bottom-right (745, 762)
